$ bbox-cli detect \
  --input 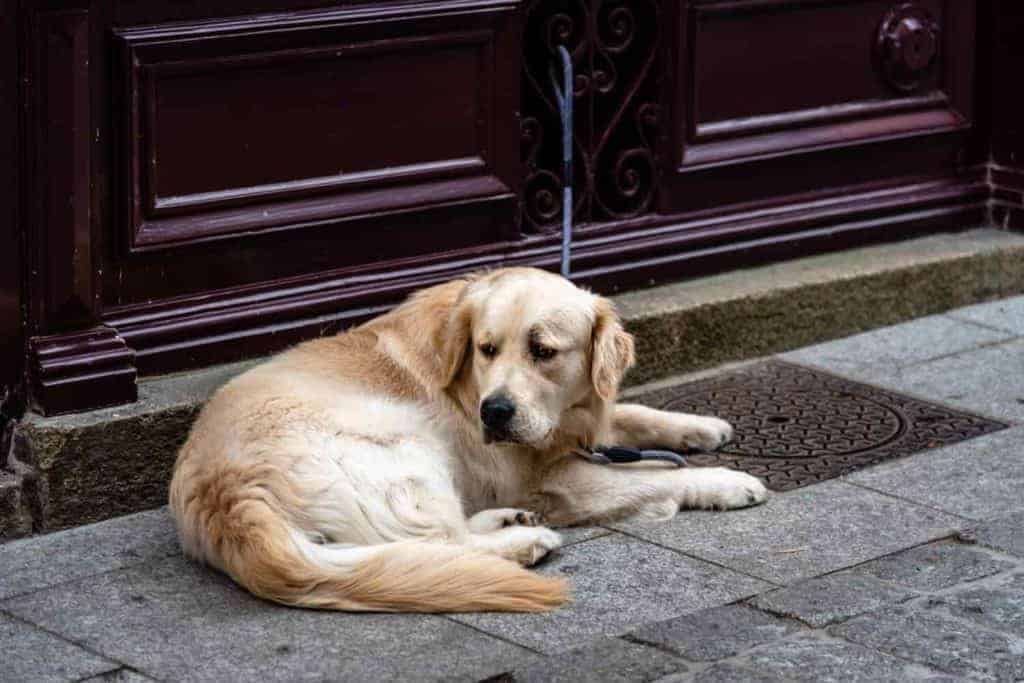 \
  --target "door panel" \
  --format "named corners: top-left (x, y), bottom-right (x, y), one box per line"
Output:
top-left (671, 0), bottom-right (973, 173)
top-left (114, 4), bottom-right (518, 252)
